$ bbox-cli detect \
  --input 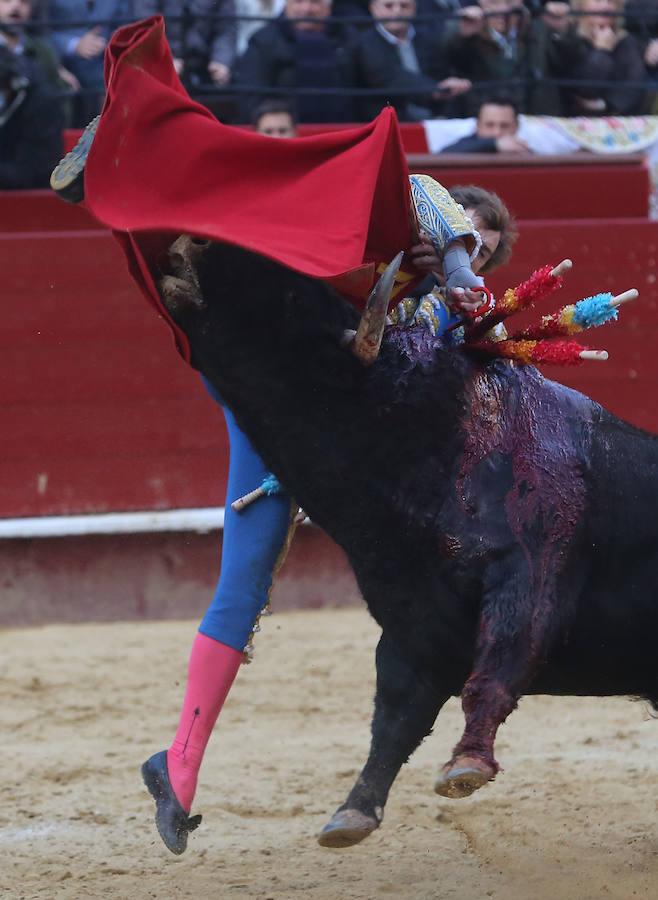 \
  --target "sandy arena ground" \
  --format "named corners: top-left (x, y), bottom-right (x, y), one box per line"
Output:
top-left (2, 607), bottom-right (658, 900)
